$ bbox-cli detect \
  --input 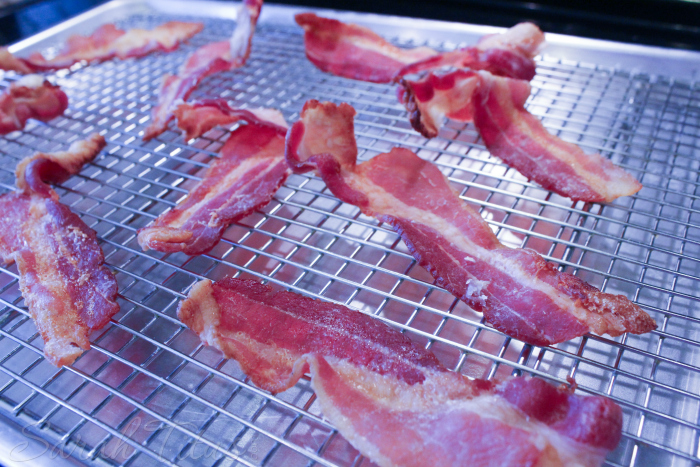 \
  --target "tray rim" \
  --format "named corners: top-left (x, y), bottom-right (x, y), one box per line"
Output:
top-left (1, 1), bottom-right (699, 466)
top-left (5, 0), bottom-right (700, 80)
